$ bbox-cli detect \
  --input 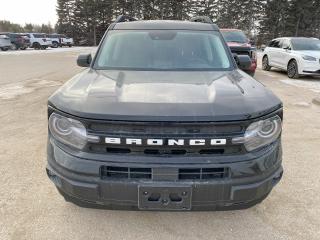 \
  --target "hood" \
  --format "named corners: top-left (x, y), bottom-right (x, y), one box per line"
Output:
top-left (294, 50), bottom-right (320, 58)
top-left (49, 69), bottom-right (282, 121)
